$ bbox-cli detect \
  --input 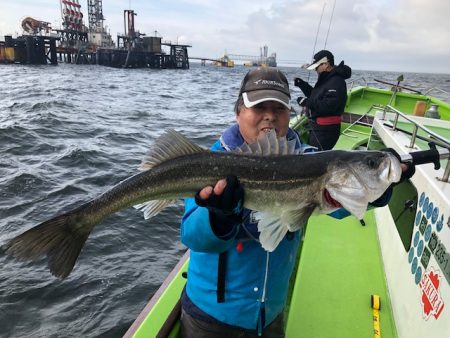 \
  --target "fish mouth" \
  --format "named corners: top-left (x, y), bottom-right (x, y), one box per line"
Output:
top-left (323, 189), bottom-right (342, 208)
